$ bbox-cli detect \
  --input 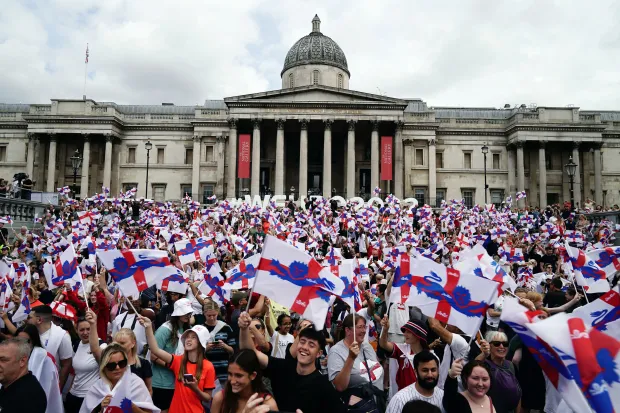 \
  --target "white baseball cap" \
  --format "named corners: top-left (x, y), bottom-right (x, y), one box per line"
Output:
top-left (171, 298), bottom-right (193, 316)
top-left (181, 325), bottom-right (209, 349)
